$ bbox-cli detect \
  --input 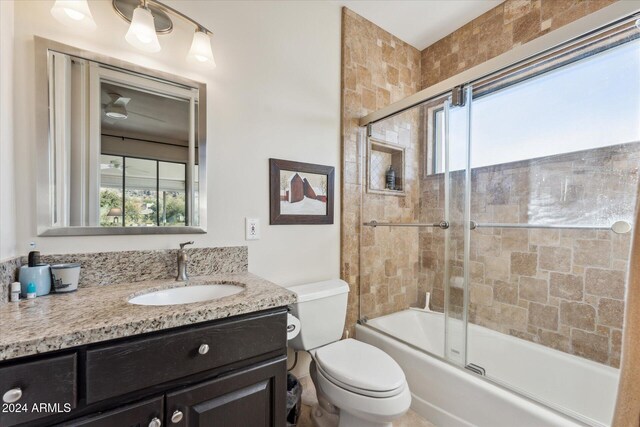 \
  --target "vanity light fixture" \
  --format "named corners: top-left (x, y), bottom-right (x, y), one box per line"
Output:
top-left (124, 3), bottom-right (161, 53)
top-left (50, 0), bottom-right (97, 31)
top-left (187, 29), bottom-right (216, 66)
top-left (113, 0), bottom-right (216, 66)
